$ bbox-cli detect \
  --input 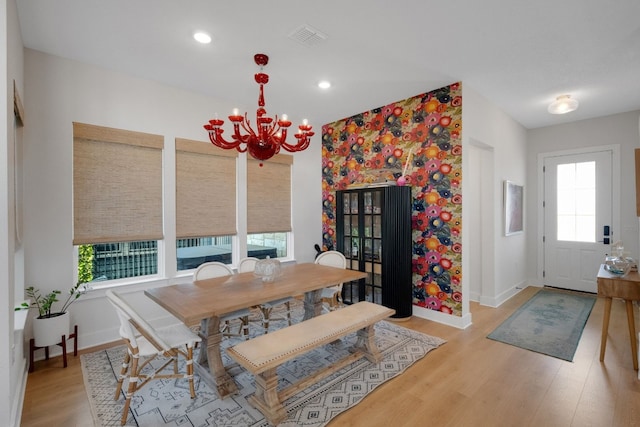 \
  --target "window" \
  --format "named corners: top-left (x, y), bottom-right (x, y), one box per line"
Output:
top-left (248, 232), bottom-right (287, 258)
top-left (556, 161), bottom-right (596, 242)
top-left (176, 236), bottom-right (234, 271)
top-left (74, 127), bottom-right (294, 283)
top-left (175, 138), bottom-right (237, 269)
top-left (73, 123), bottom-right (164, 282)
top-left (87, 241), bottom-right (158, 281)
top-left (247, 154), bottom-right (292, 258)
